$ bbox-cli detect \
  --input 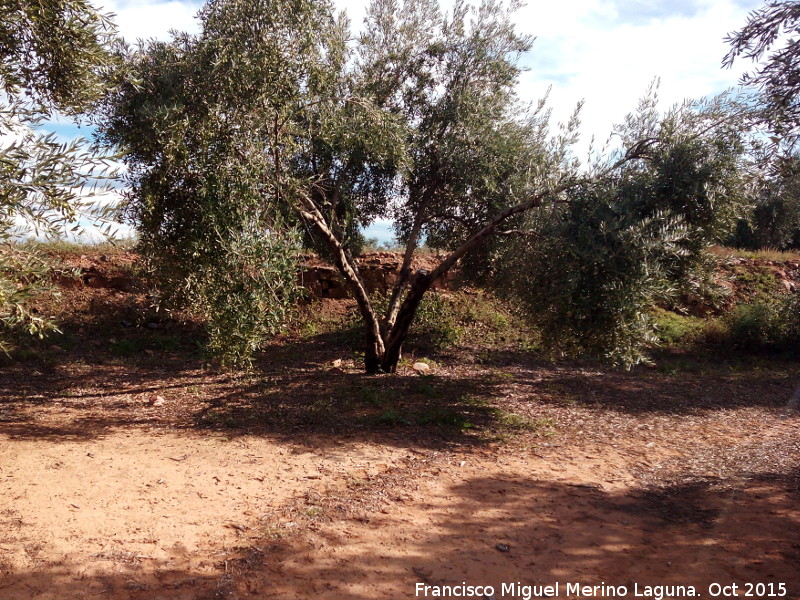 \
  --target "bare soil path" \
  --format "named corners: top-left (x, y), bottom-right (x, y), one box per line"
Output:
top-left (0, 262), bottom-right (798, 599)
top-left (1, 354), bottom-right (798, 600)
